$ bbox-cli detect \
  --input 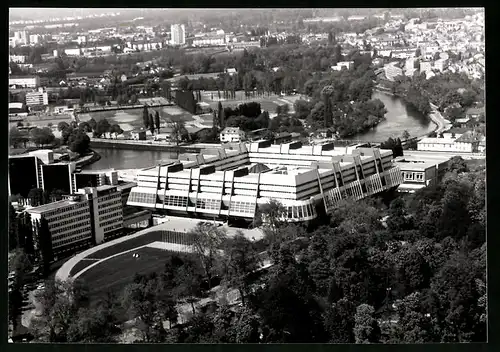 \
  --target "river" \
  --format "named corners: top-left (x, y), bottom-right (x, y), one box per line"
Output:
top-left (85, 91), bottom-right (435, 171)
top-left (350, 91), bottom-right (435, 142)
